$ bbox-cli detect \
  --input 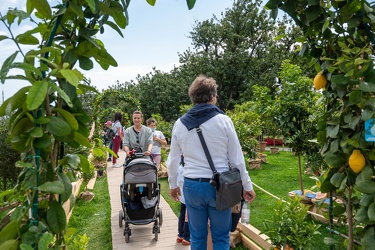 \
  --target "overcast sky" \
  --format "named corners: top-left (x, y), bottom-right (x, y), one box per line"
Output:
top-left (0, 0), bottom-right (235, 101)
